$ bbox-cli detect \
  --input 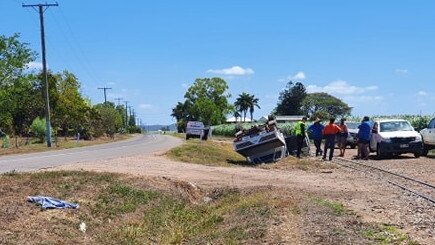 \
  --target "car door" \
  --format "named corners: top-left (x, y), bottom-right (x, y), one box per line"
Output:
top-left (369, 122), bottom-right (379, 151)
top-left (428, 118), bottom-right (435, 144)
